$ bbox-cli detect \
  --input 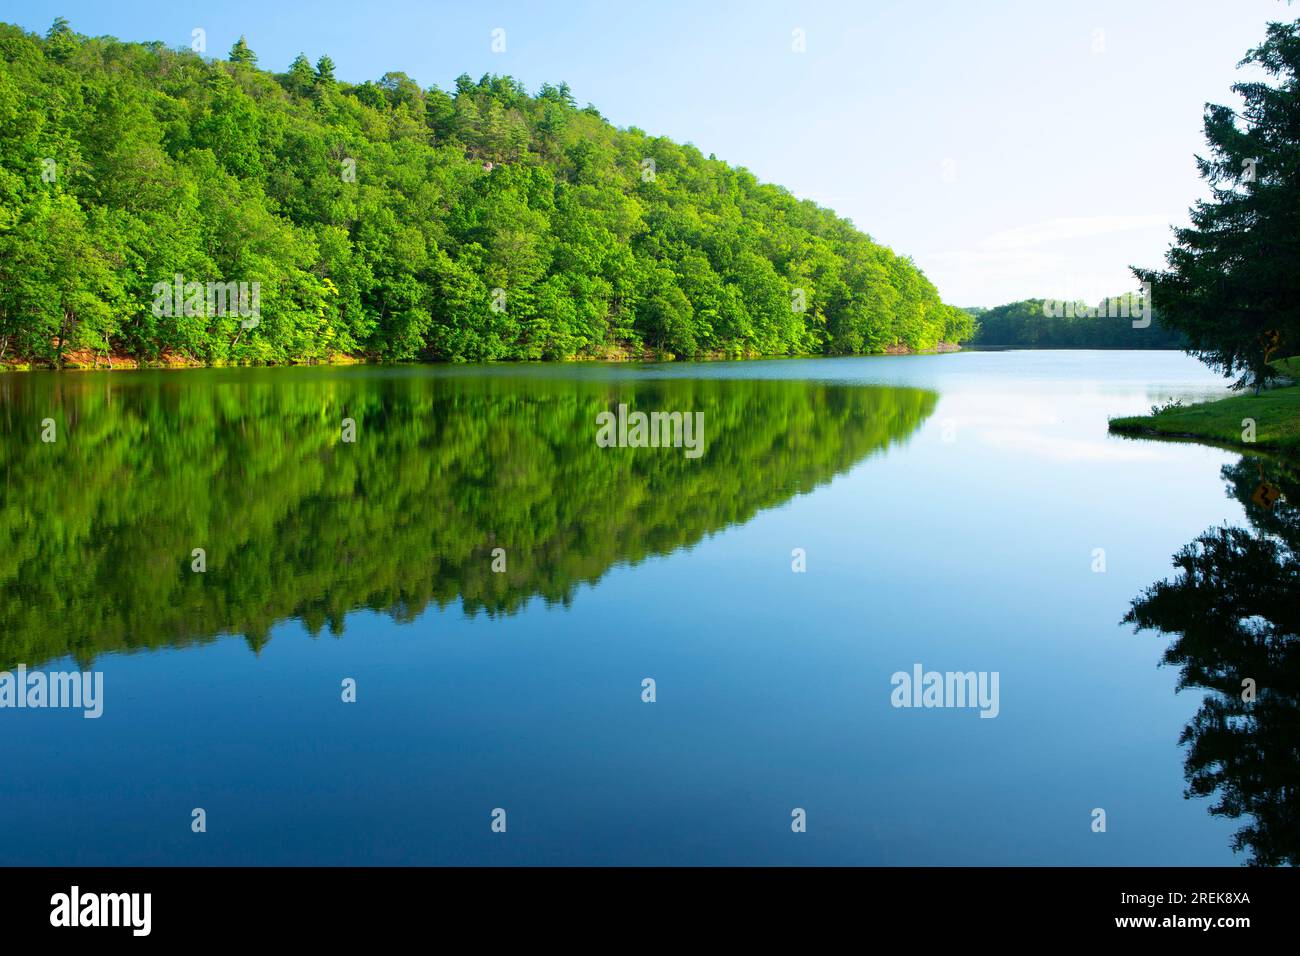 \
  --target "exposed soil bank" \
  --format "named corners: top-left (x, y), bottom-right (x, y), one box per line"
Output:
top-left (1, 343), bottom-right (965, 372)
